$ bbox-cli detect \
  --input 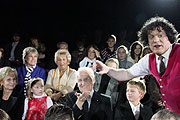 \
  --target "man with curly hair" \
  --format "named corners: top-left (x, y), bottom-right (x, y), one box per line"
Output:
top-left (95, 16), bottom-right (180, 114)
